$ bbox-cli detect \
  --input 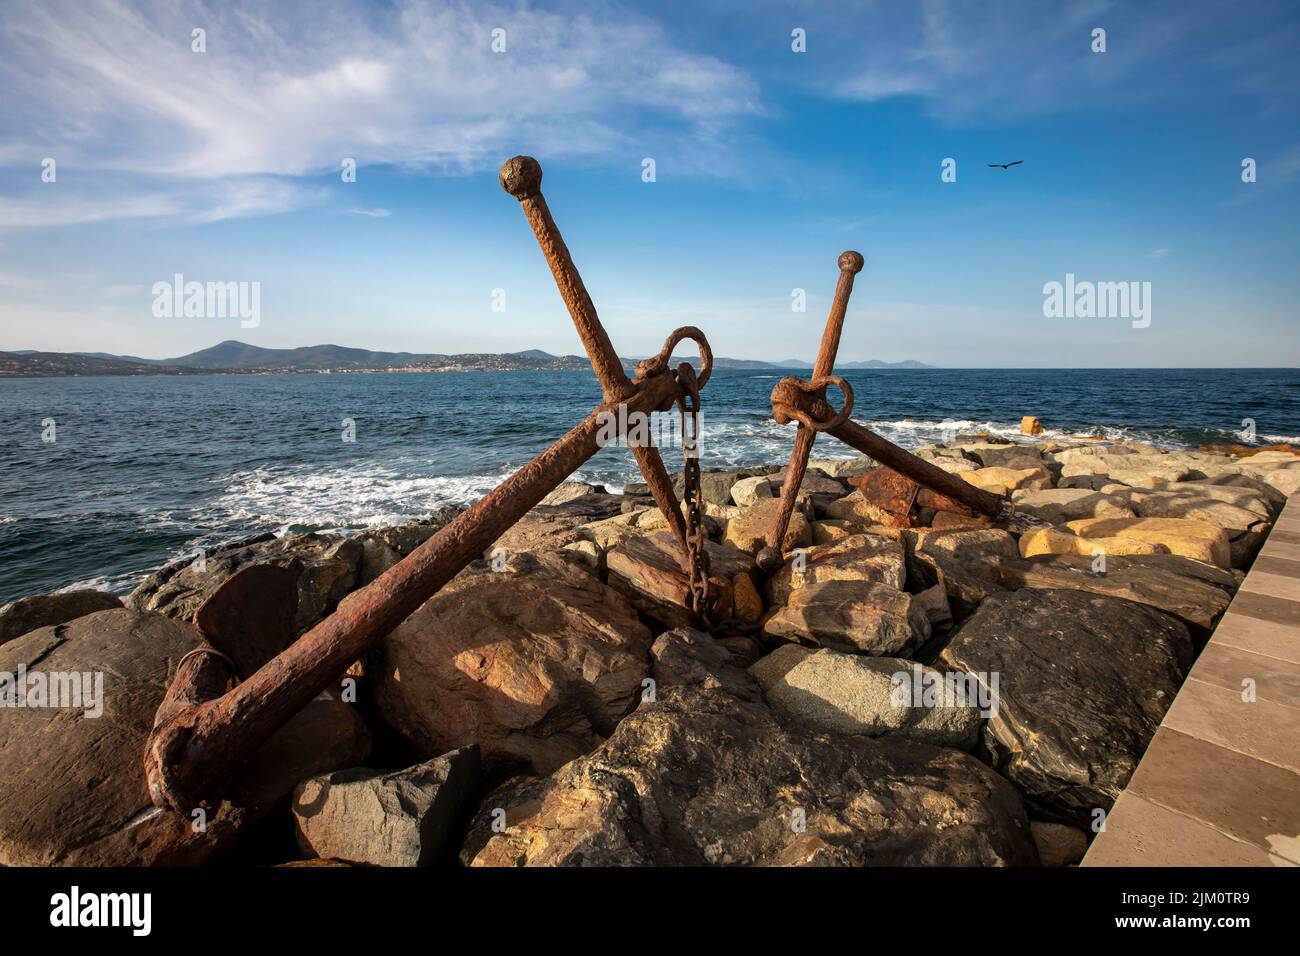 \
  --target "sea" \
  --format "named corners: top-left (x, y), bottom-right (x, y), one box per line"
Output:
top-left (2, 367), bottom-right (1298, 604)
